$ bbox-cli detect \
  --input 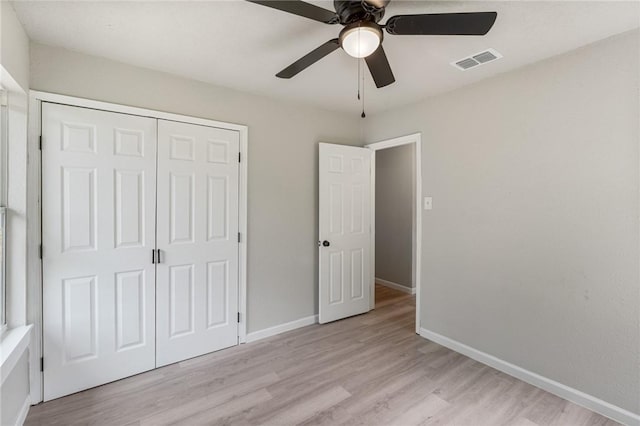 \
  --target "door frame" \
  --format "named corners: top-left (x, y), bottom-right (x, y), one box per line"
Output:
top-left (26, 91), bottom-right (249, 404)
top-left (365, 133), bottom-right (422, 334)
